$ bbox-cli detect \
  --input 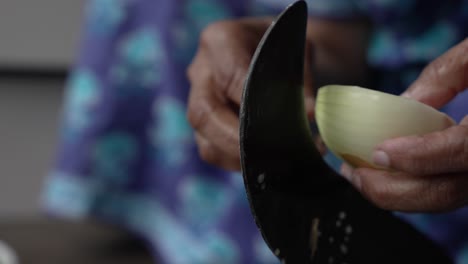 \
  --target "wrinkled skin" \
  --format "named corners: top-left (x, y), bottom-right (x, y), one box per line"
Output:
top-left (188, 17), bottom-right (468, 212)
top-left (187, 17), bottom-right (369, 170)
top-left (341, 39), bottom-right (468, 212)
top-left (187, 18), bottom-right (315, 171)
